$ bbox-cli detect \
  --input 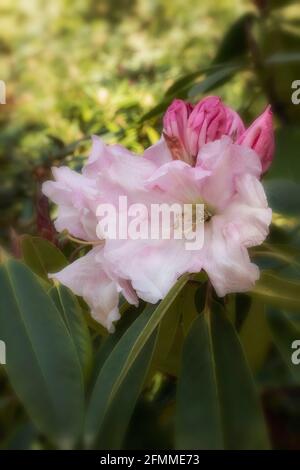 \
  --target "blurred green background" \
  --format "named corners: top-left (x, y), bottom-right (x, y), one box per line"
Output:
top-left (1, 0), bottom-right (300, 450)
